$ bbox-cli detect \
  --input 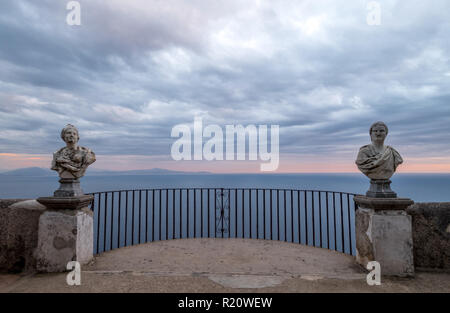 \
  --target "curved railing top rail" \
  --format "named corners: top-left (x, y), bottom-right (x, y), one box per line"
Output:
top-left (88, 187), bottom-right (362, 196)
